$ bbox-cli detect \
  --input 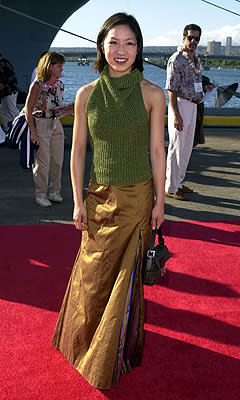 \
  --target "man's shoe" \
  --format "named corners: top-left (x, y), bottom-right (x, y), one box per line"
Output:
top-left (165, 190), bottom-right (189, 201)
top-left (36, 196), bottom-right (52, 207)
top-left (48, 192), bottom-right (63, 203)
top-left (180, 184), bottom-right (194, 193)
